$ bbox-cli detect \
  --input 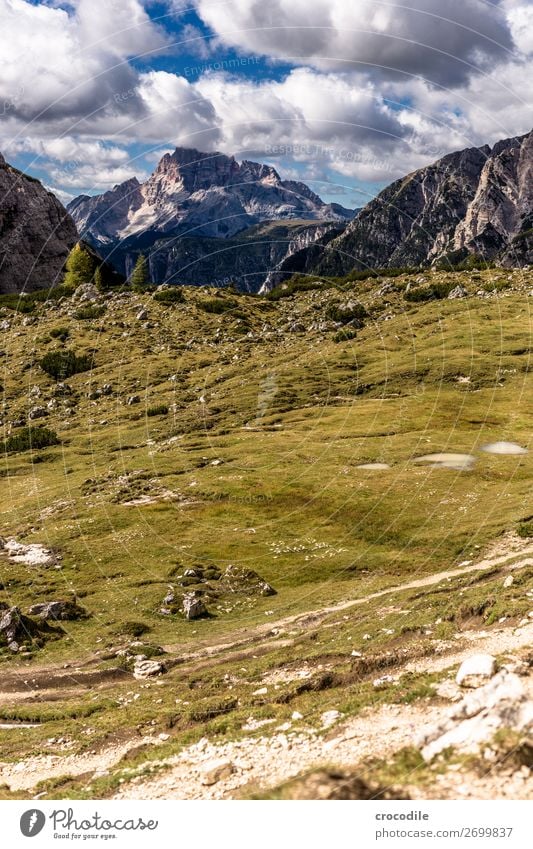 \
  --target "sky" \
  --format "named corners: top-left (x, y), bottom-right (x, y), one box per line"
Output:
top-left (0, 0), bottom-right (532, 207)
